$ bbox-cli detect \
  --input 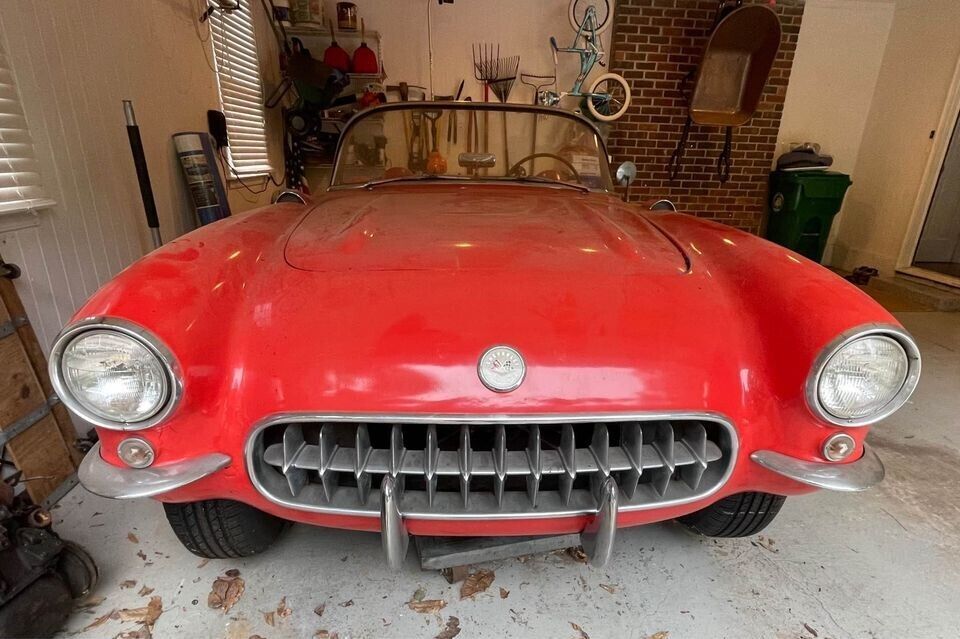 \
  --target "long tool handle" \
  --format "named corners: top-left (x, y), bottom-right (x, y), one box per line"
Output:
top-left (123, 100), bottom-right (161, 249)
